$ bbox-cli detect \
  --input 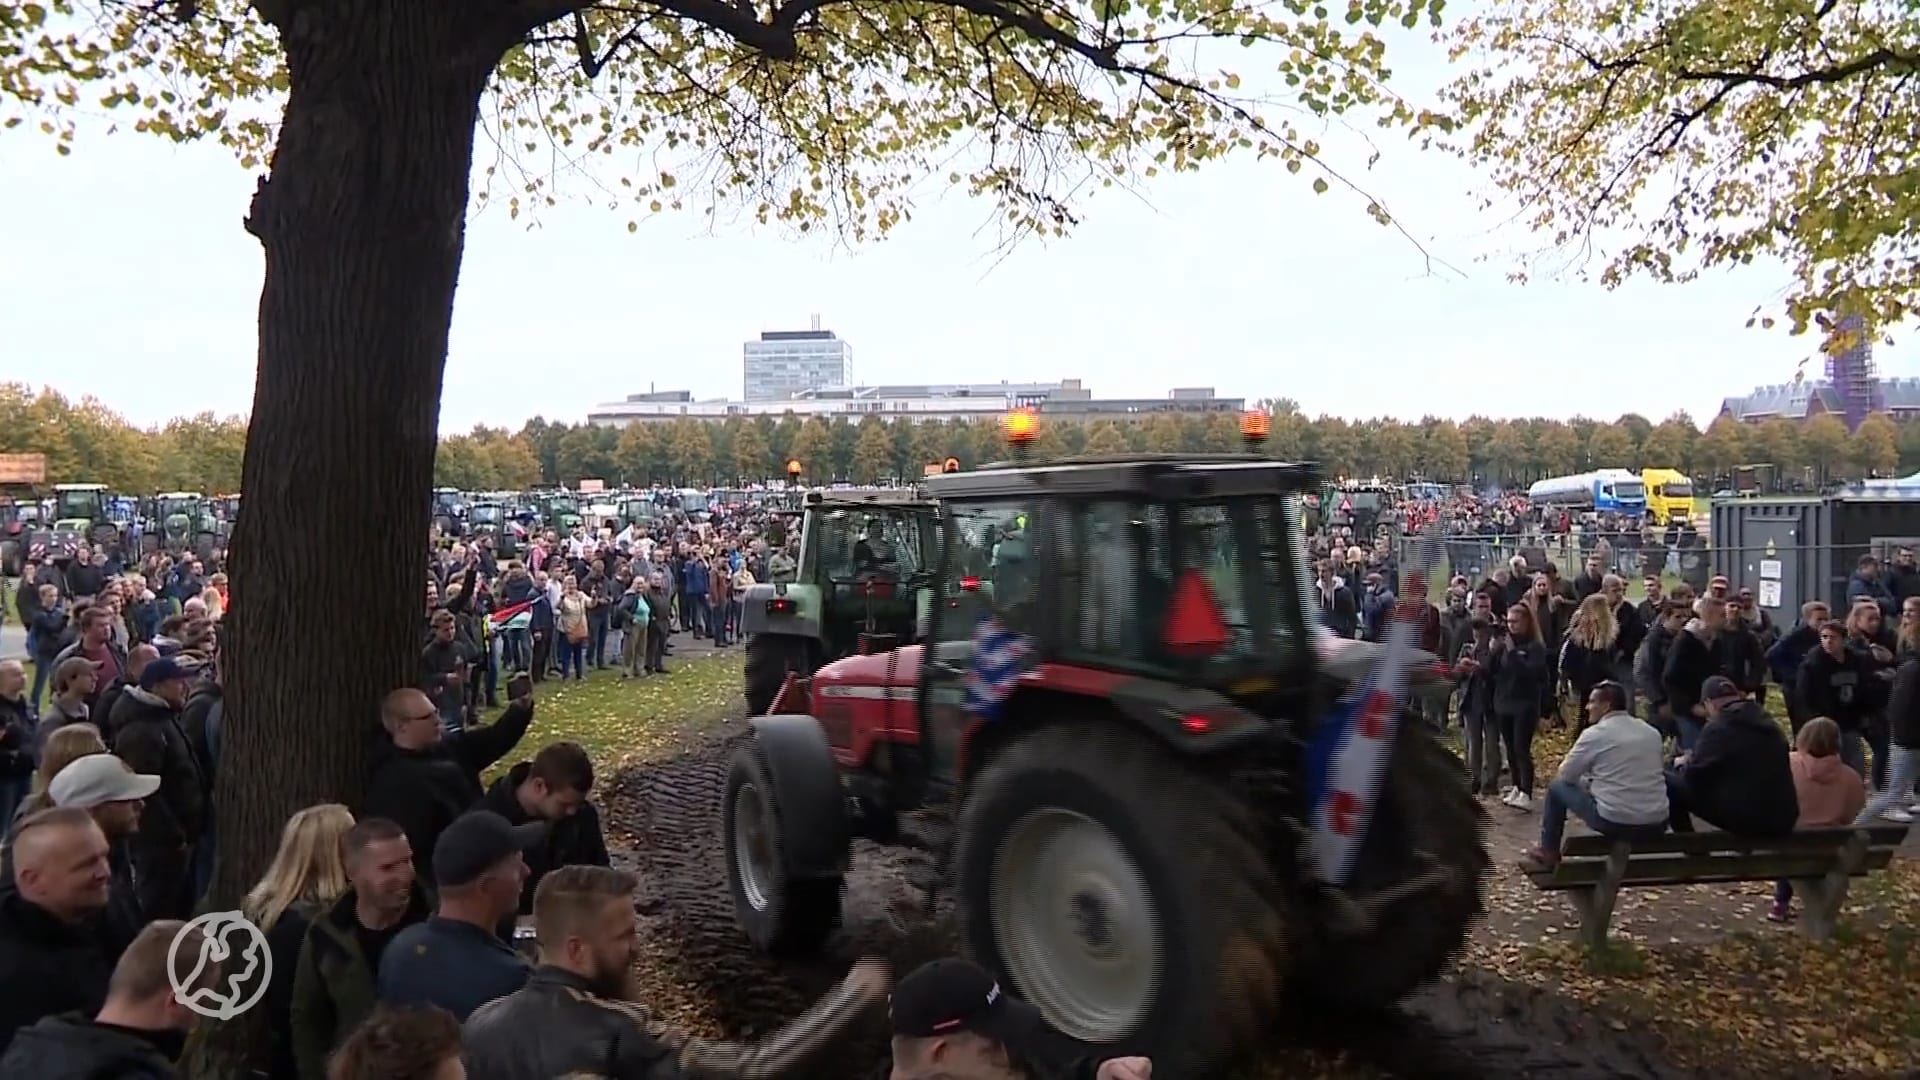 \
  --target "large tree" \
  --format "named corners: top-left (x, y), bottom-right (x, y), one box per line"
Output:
top-left (1, 0), bottom-right (1435, 913)
top-left (1430, 0), bottom-right (1920, 333)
